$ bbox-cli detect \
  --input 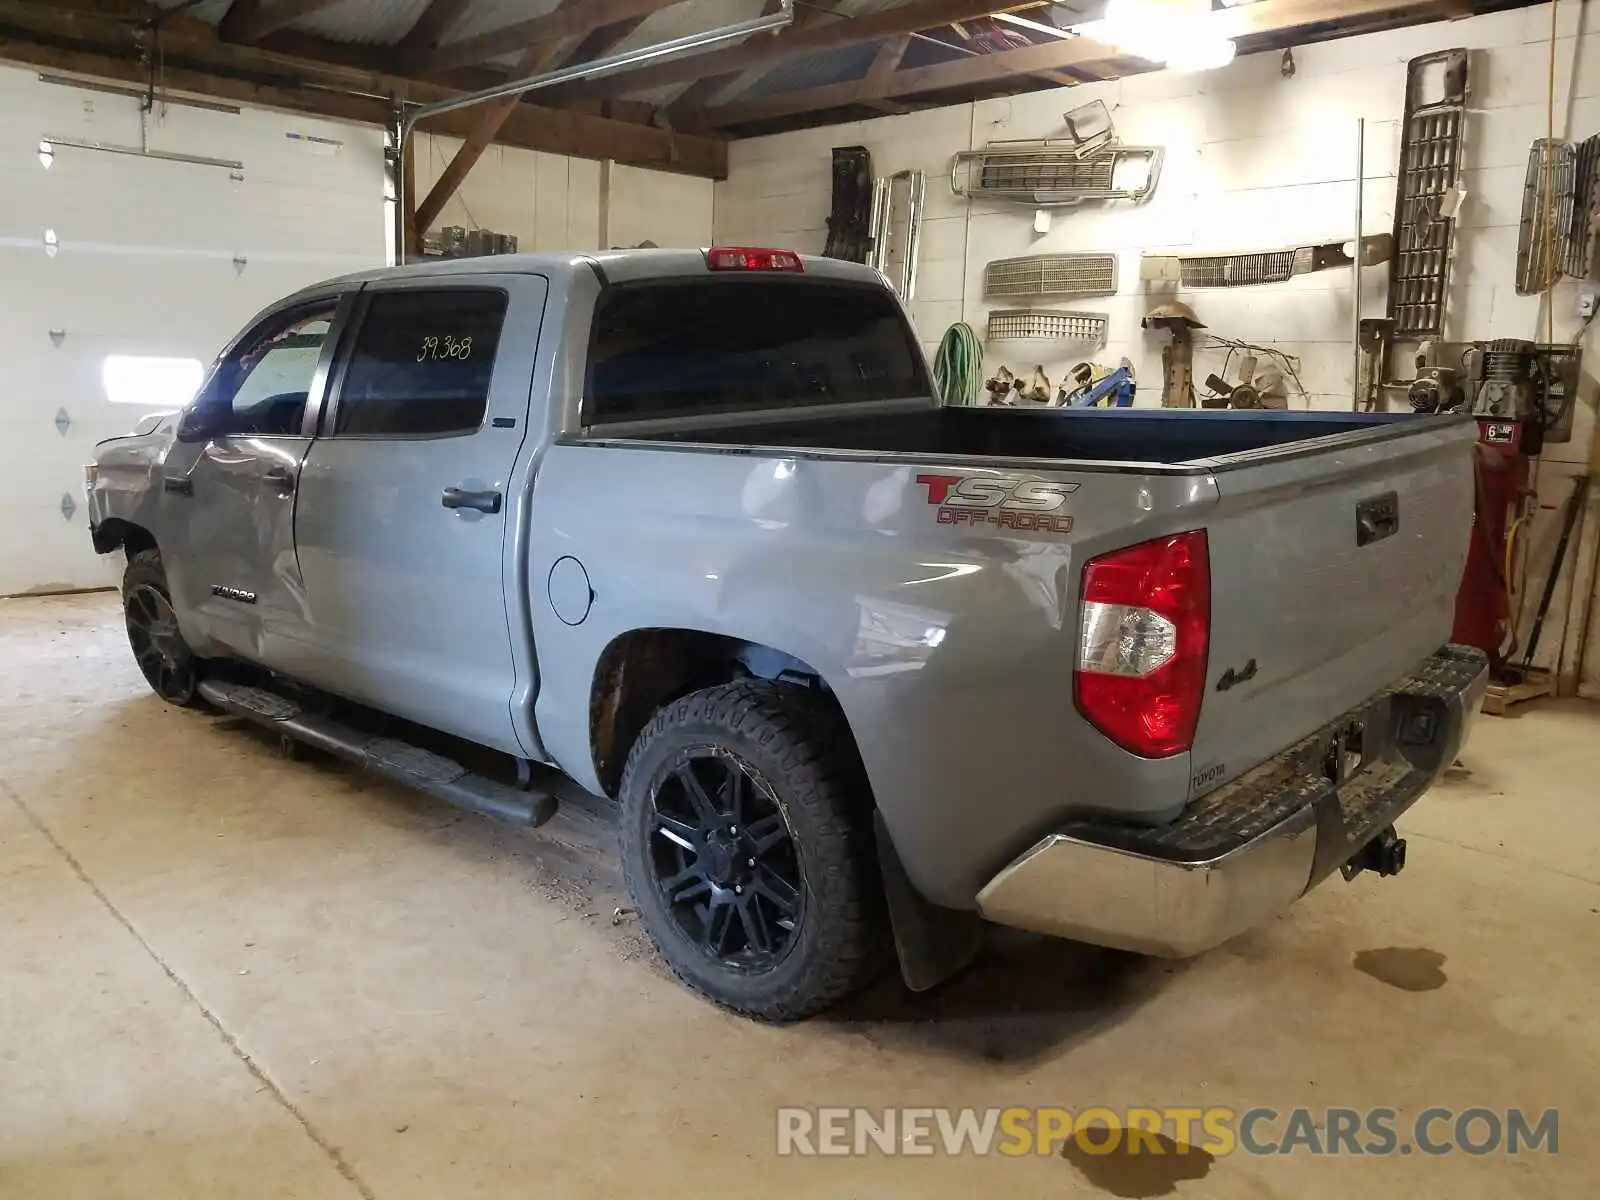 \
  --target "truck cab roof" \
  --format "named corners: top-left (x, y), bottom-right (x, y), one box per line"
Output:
top-left (315, 247), bottom-right (882, 294)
